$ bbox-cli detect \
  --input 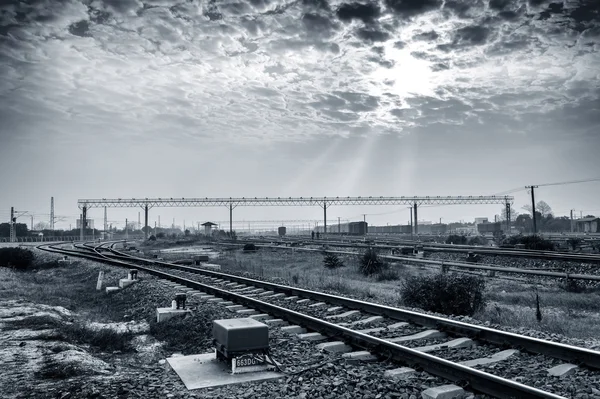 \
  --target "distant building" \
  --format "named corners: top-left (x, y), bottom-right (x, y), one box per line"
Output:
top-left (201, 222), bottom-right (217, 236)
top-left (574, 217), bottom-right (599, 233)
top-left (478, 222), bottom-right (502, 234)
top-left (76, 219), bottom-right (94, 229)
top-left (474, 217), bottom-right (488, 225)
